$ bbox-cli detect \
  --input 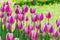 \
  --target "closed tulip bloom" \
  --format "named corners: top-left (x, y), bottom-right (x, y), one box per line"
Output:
top-left (31, 14), bottom-right (37, 22)
top-left (18, 14), bottom-right (24, 21)
top-left (29, 30), bottom-right (38, 39)
top-left (57, 25), bottom-right (60, 32)
top-left (16, 22), bottom-right (22, 29)
top-left (28, 24), bottom-right (34, 32)
top-left (15, 5), bottom-right (20, 14)
top-left (40, 26), bottom-right (44, 33)
top-left (23, 27), bottom-right (29, 34)
top-left (0, 36), bottom-right (2, 40)
top-left (46, 12), bottom-right (51, 19)
top-left (30, 7), bottom-right (36, 14)
top-left (4, 5), bottom-right (11, 13)
top-left (56, 19), bottom-right (60, 27)
top-left (6, 23), bottom-right (11, 30)
top-left (14, 38), bottom-right (20, 40)
top-left (53, 31), bottom-right (59, 38)
top-left (36, 24), bottom-right (41, 29)
top-left (6, 33), bottom-right (14, 40)
top-left (22, 5), bottom-right (28, 13)
top-left (8, 16), bottom-right (15, 24)
top-left (38, 13), bottom-right (44, 21)
top-left (25, 16), bottom-right (29, 21)
top-left (14, 14), bottom-right (18, 20)
top-left (1, 6), bottom-right (5, 12)
top-left (0, 11), bottom-right (4, 18)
